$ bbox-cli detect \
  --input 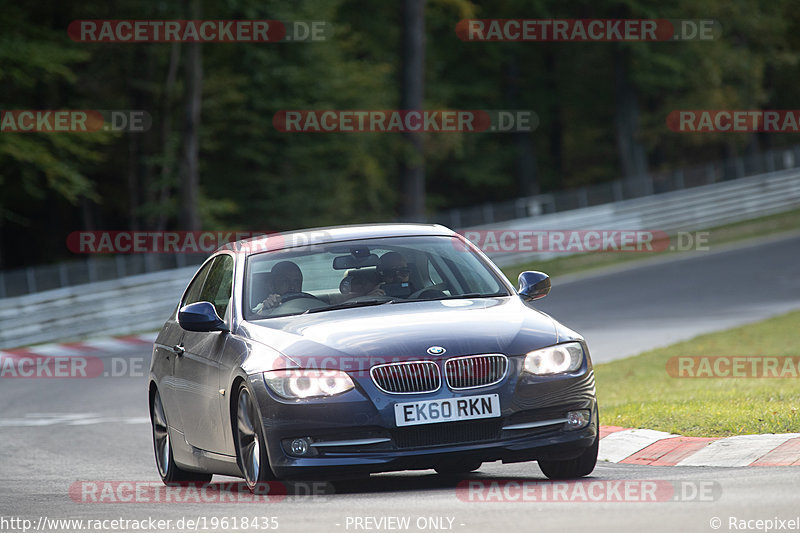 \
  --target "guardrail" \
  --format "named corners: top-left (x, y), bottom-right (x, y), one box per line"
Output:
top-left (6, 147), bottom-right (800, 300)
top-left (479, 167), bottom-right (800, 267)
top-left (0, 266), bottom-right (197, 349)
top-left (431, 145), bottom-right (800, 228)
top-left (0, 168), bottom-right (798, 349)
top-left (0, 252), bottom-right (205, 299)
